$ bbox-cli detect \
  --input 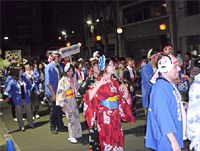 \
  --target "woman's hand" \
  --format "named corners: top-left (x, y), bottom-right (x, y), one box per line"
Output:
top-left (119, 83), bottom-right (129, 99)
top-left (98, 77), bottom-right (109, 87)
